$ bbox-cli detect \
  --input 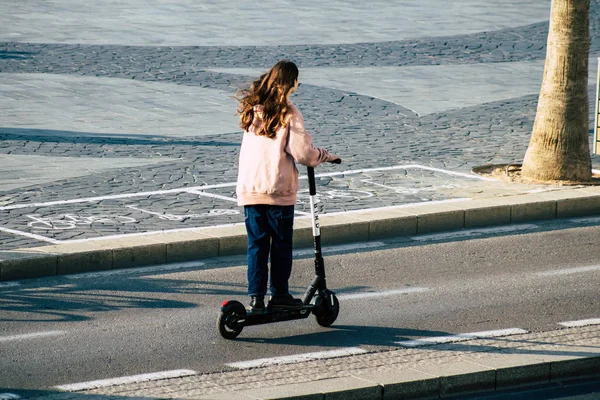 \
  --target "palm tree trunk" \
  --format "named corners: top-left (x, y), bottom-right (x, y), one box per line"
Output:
top-left (521, 0), bottom-right (591, 182)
